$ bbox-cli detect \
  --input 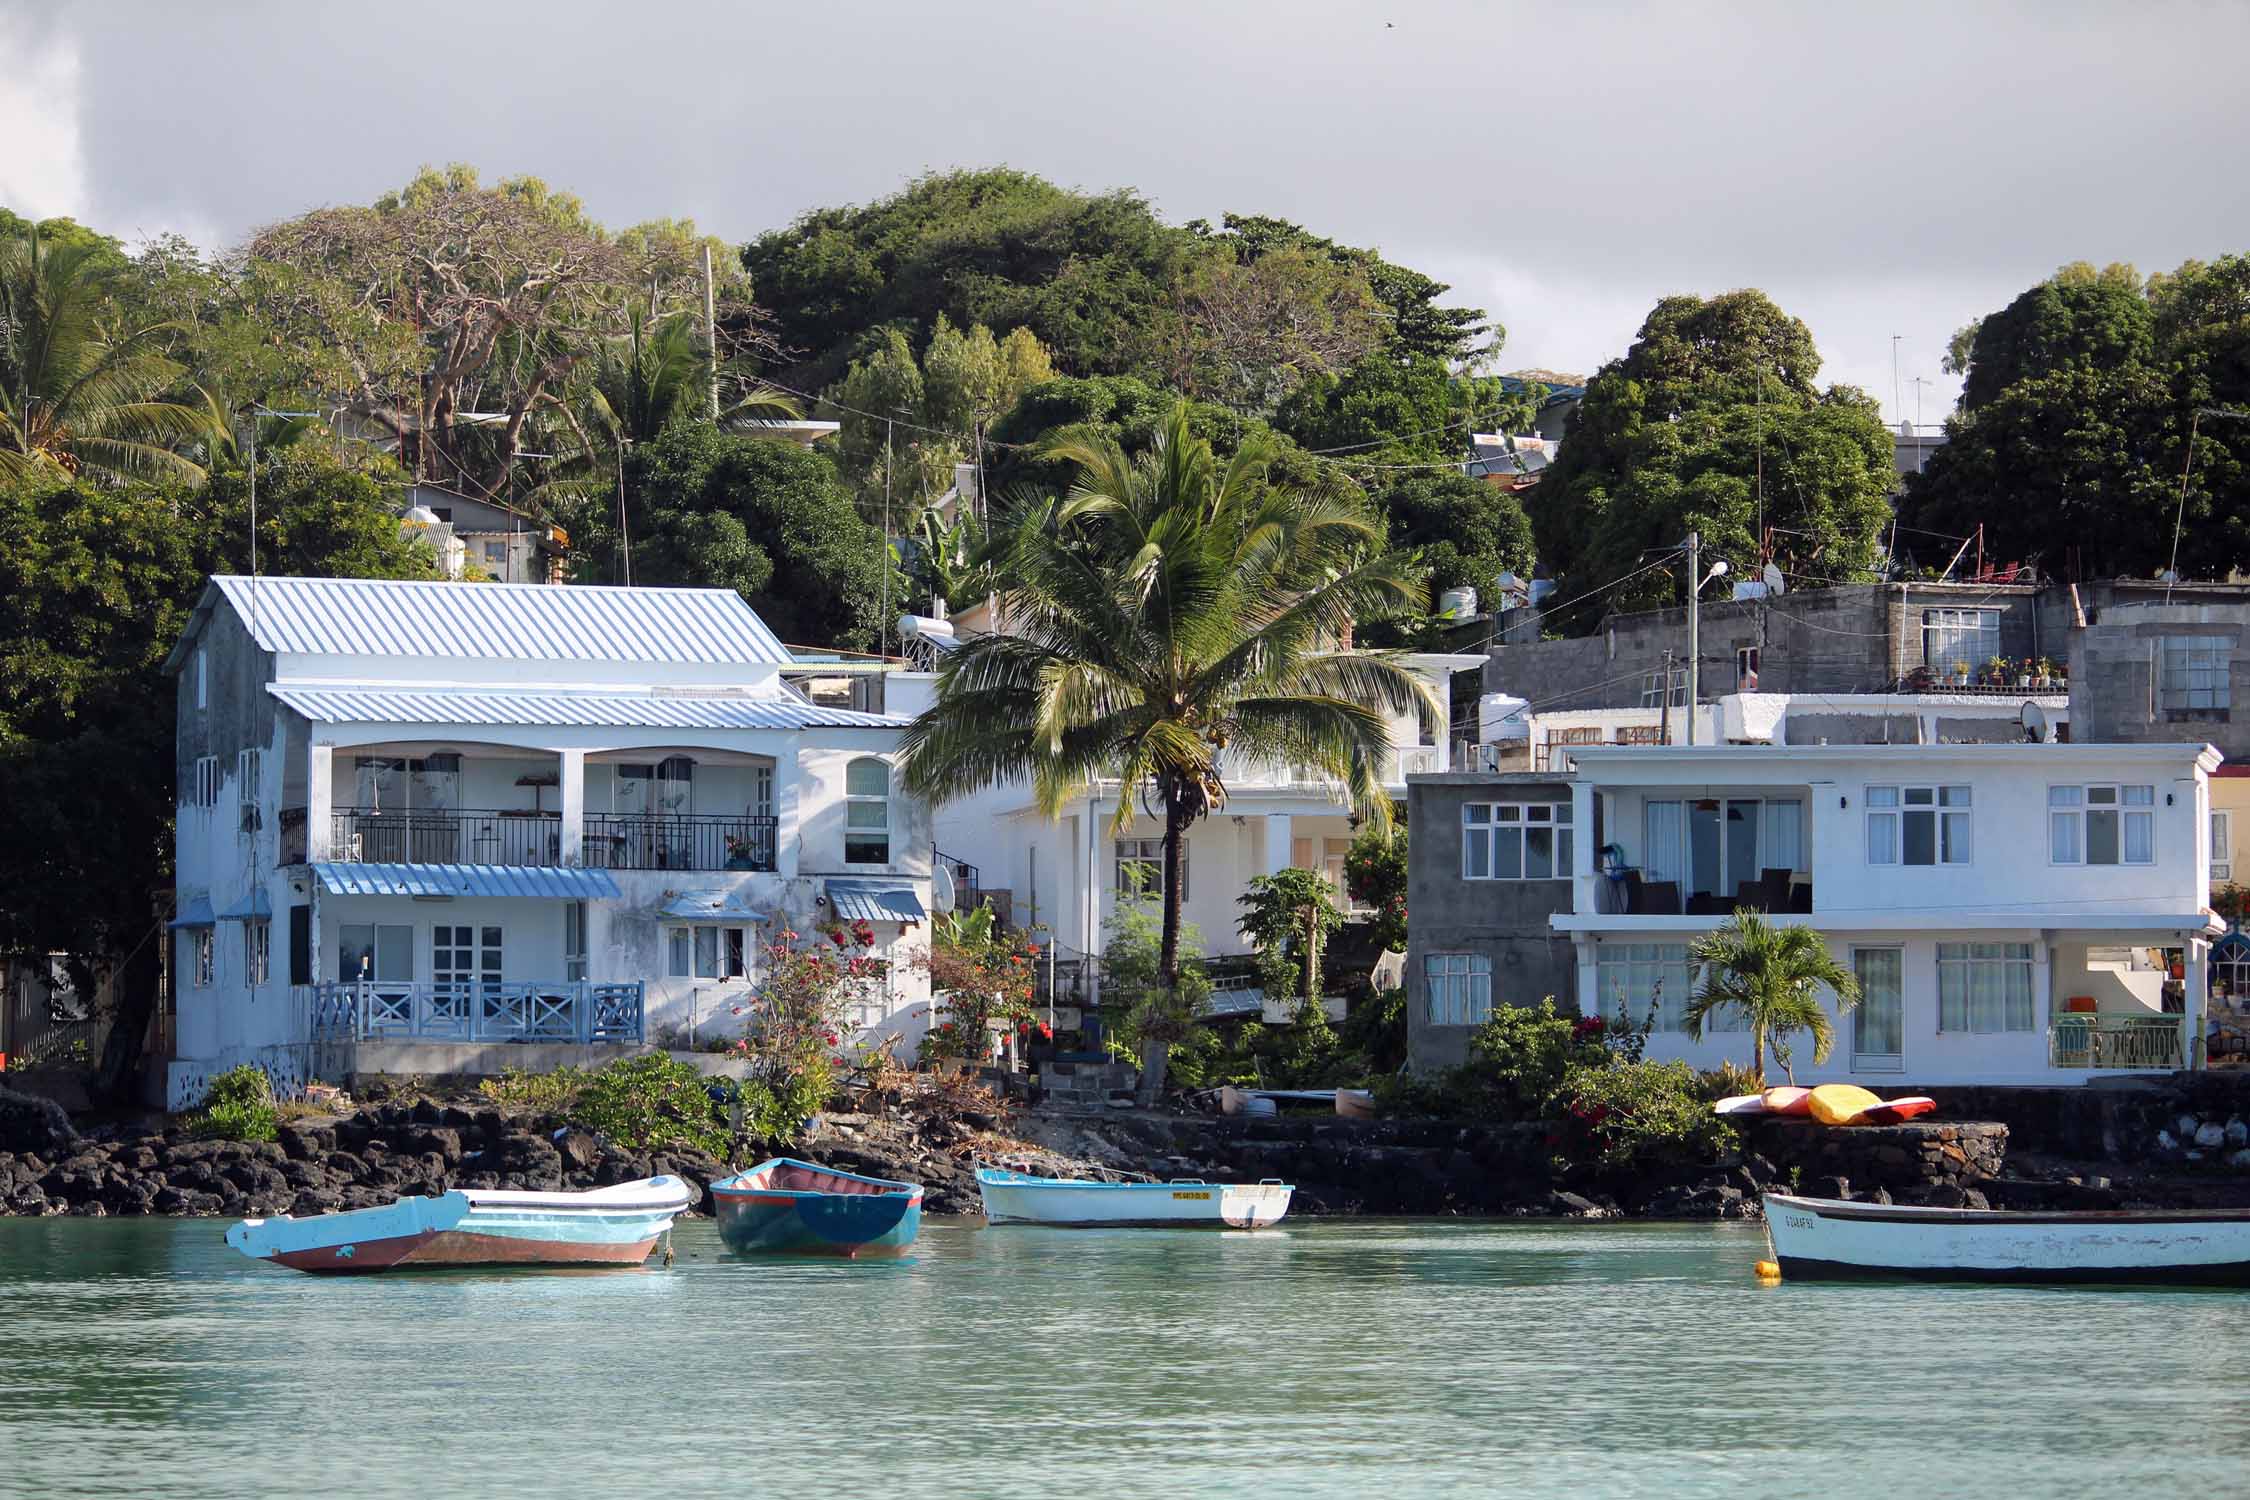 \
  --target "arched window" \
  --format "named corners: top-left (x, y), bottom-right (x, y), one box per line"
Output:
top-left (845, 757), bottom-right (890, 864)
